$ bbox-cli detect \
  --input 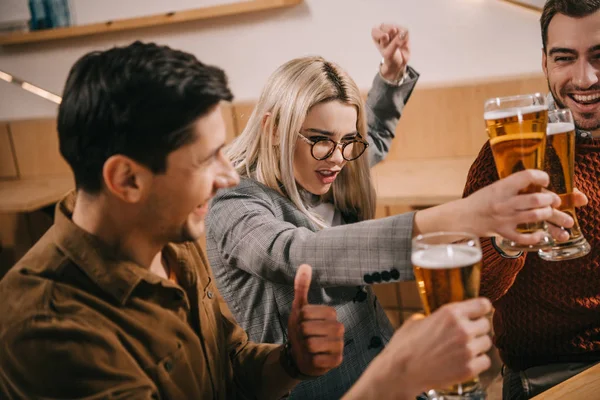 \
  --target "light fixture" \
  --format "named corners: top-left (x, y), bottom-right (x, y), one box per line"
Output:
top-left (0, 69), bottom-right (62, 104)
top-left (500, 0), bottom-right (544, 12)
